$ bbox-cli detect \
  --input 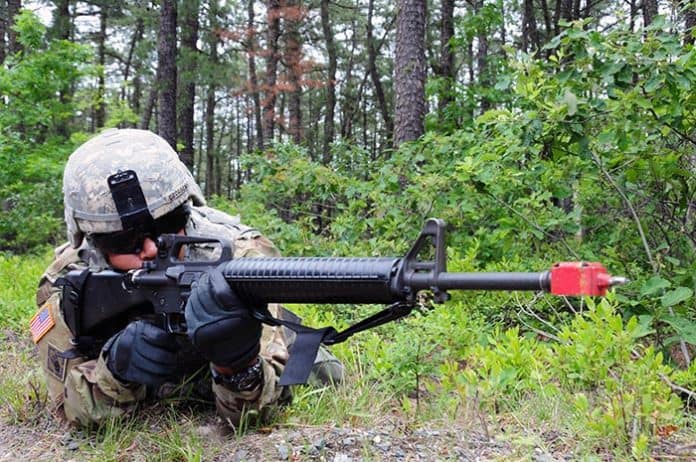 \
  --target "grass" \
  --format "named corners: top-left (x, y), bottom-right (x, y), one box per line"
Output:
top-left (0, 250), bottom-right (694, 460)
top-left (0, 333), bottom-right (47, 425)
top-left (0, 250), bottom-right (52, 331)
top-left (0, 251), bottom-right (52, 425)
